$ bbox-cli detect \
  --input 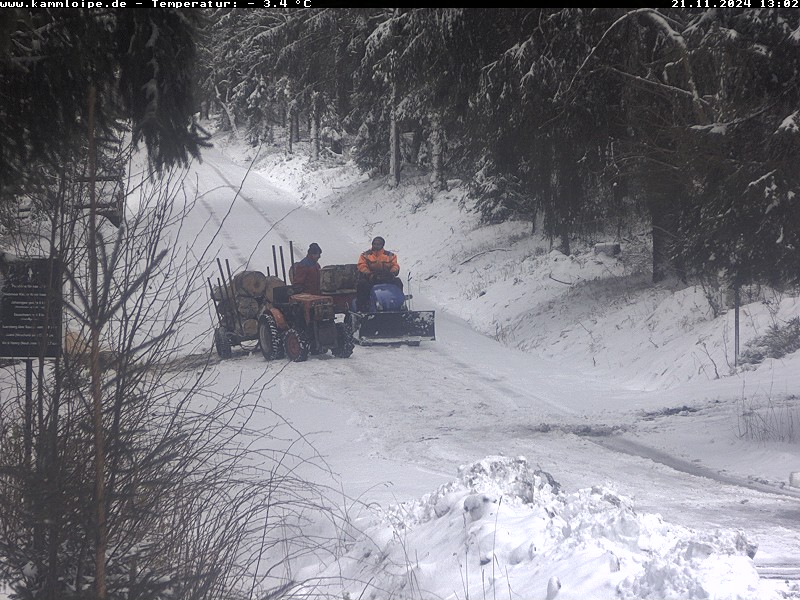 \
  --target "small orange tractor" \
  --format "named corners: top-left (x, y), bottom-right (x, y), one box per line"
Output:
top-left (257, 282), bottom-right (354, 362)
top-left (210, 247), bottom-right (355, 362)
